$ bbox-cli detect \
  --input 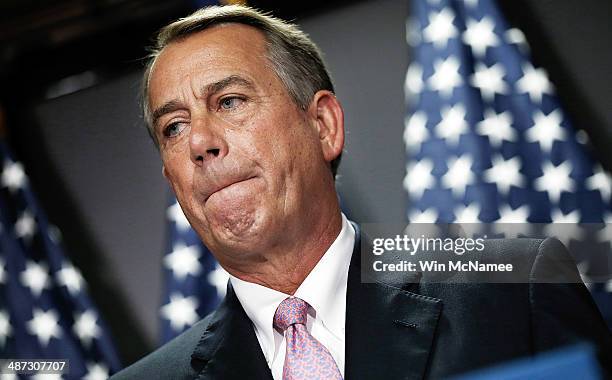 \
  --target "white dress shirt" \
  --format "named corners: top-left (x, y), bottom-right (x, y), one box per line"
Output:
top-left (229, 213), bottom-right (355, 380)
